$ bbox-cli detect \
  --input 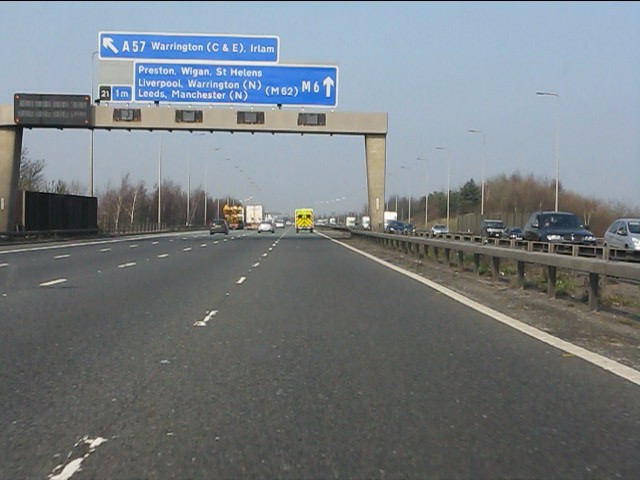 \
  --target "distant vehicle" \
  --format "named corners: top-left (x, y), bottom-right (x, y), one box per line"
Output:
top-left (385, 220), bottom-right (410, 234)
top-left (481, 219), bottom-right (505, 238)
top-left (345, 216), bottom-right (356, 228)
top-left (383, 211), bottom-right (398, 230)
top-left (274, 217), bottom-right (285, 228)
top-left (329, 217), bottom-right (337, 225)
top-left (430, 224), bottom-right (448, 235)
top-left (209, 219), bottom-right (229, 235)
top-left (603, 218), bottom-right (640, 251)
top-left (361, 215), bottom-right (371, 230)
top-left (404, 223), bottom-right (416, 235)
top-left (502, 227), bottom-right (524, 240)
top-left (245, 205), bottom-right (264, 229)
top-left (523, 211), bottom-right (596, 245)
top-left (258, 219), bottom-right (275, 233)
top-left (223, 204), bottom-right (244, 230)
top-left (295, 208), bottom-right (314, 233)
